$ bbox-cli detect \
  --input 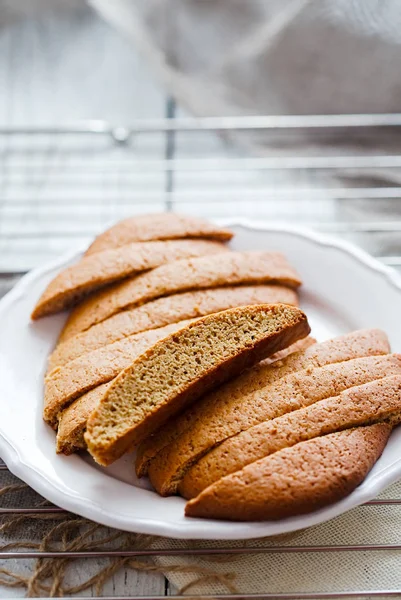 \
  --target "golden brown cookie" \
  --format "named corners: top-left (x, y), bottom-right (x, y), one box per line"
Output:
top-left (48, 285), bottom-right (299, 370)
top-left (85, 213), bottom-right (233, 255)
top-left (180, 372), bottom-right (401, 499)
top-left (148, 353), bottom-right (401, 496)
top-left (56, 383), bottom-right (111, 454)
top-left (43, 318), bottom-right (195, 428)
top-left (185, 424), bottom-right (391, 520)
top-left (58, 251), bottom-right (302, 342)
top-left (136, 328), bottom-right (389, 478)
top-left (32, 239), bottom-right (227, 319)
top-left (55, 335), bottom-right (315, 456)
top-left (85, 304), bottom-right (310, 466)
